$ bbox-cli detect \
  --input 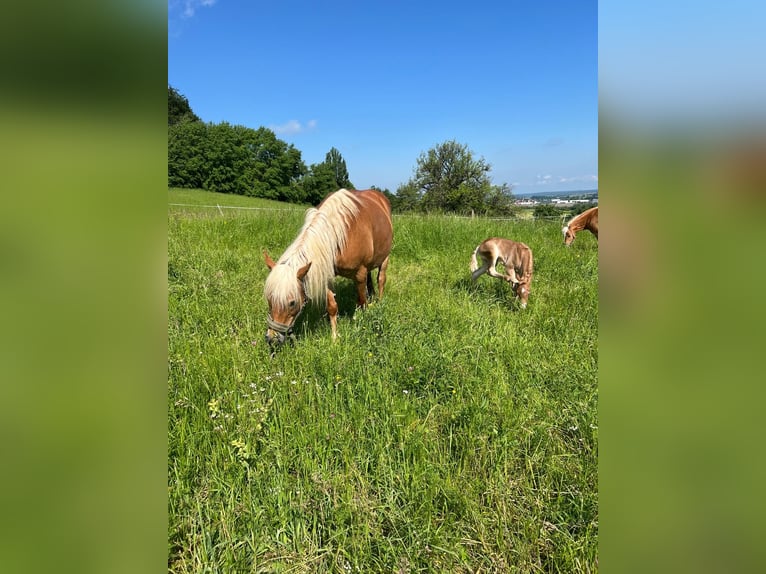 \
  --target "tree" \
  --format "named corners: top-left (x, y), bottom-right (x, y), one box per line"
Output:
top-left (168, 117), bottom-right (208, 188)
top-left (301, 162), bottom-right (337, 205)
top-left (392, 181), bottom-right (421, 213)
top-left (483, 183), bottom-right (517, 216)
top-left (168, 85), bottom-right (200, 125)
top-left (300, 148), bottom-right (355, 205)
top-left (325, 147), bottom-right (353, 189)
top-left (168, 121), bottom-right (307, 200)
top-left (533, 203), bottom-right (562, 218)
top-left (406, 140), bottom-right (494, 214)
